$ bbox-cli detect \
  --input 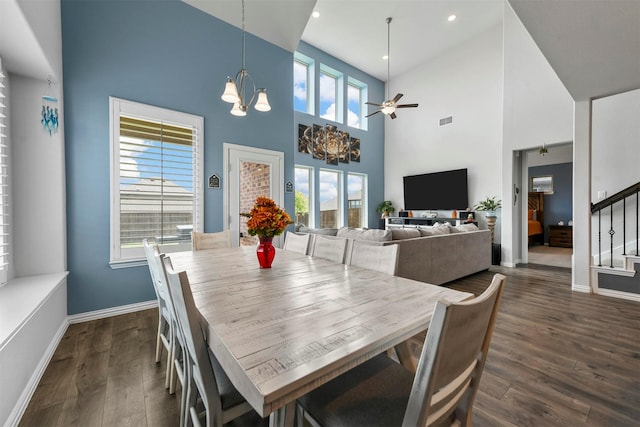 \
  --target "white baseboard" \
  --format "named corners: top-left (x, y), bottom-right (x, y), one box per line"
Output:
top-left (68, 299), bottom-right (158, 324)
top-left (4, 319), bottom-right (68, 427)
top-left (596, 288), bottom-right (640, 302)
